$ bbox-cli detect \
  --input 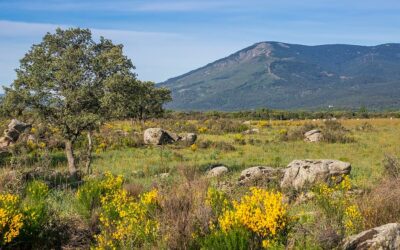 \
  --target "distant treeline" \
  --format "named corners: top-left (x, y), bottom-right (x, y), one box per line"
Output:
top-left (165, 108), bottom-right (400, 120)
